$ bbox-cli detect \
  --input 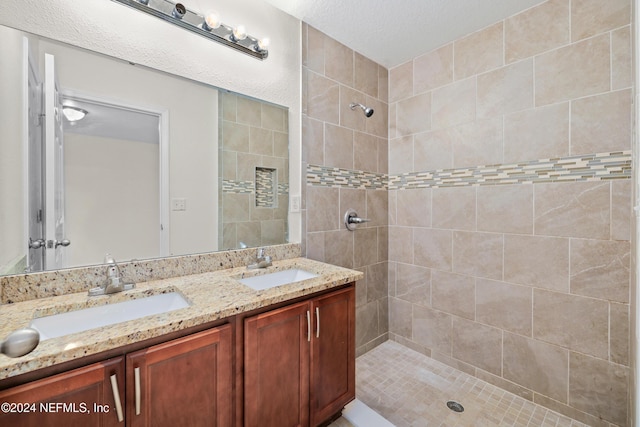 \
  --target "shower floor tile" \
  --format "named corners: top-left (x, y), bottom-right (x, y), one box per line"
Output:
top-left (343, 340), bottom-right (591, 427)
